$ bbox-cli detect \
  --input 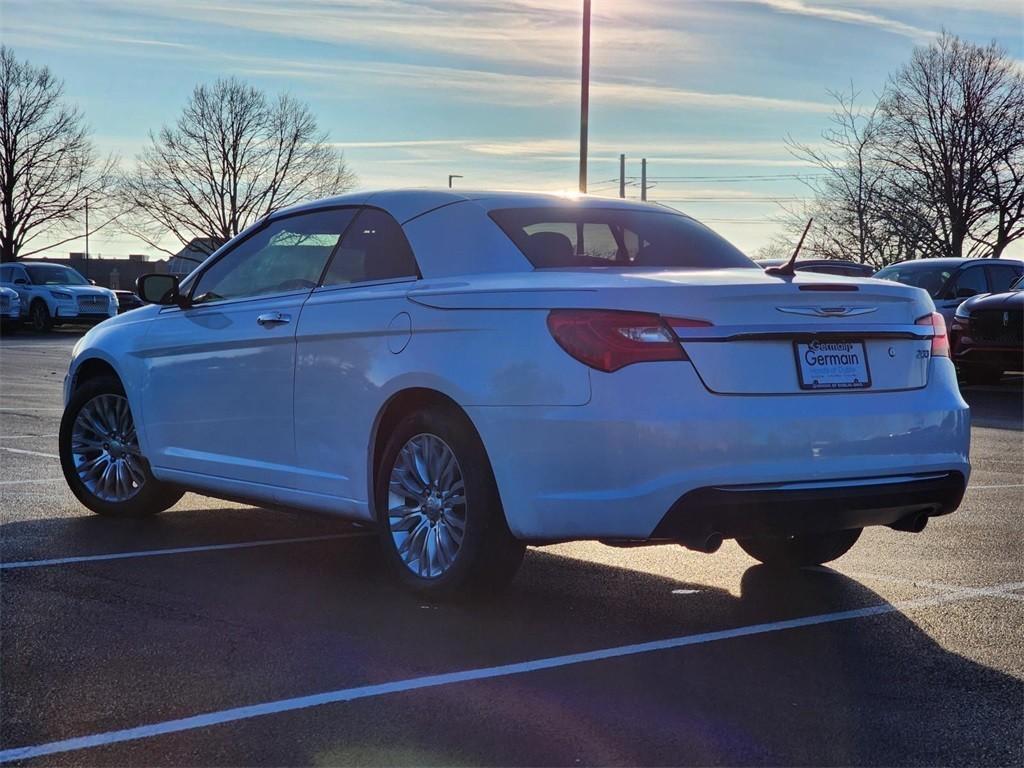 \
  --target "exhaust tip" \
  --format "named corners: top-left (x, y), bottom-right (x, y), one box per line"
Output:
top-left (889, 513), bottom-right (929, 533)
top-left (681, 532), bottom-right (723, 554)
